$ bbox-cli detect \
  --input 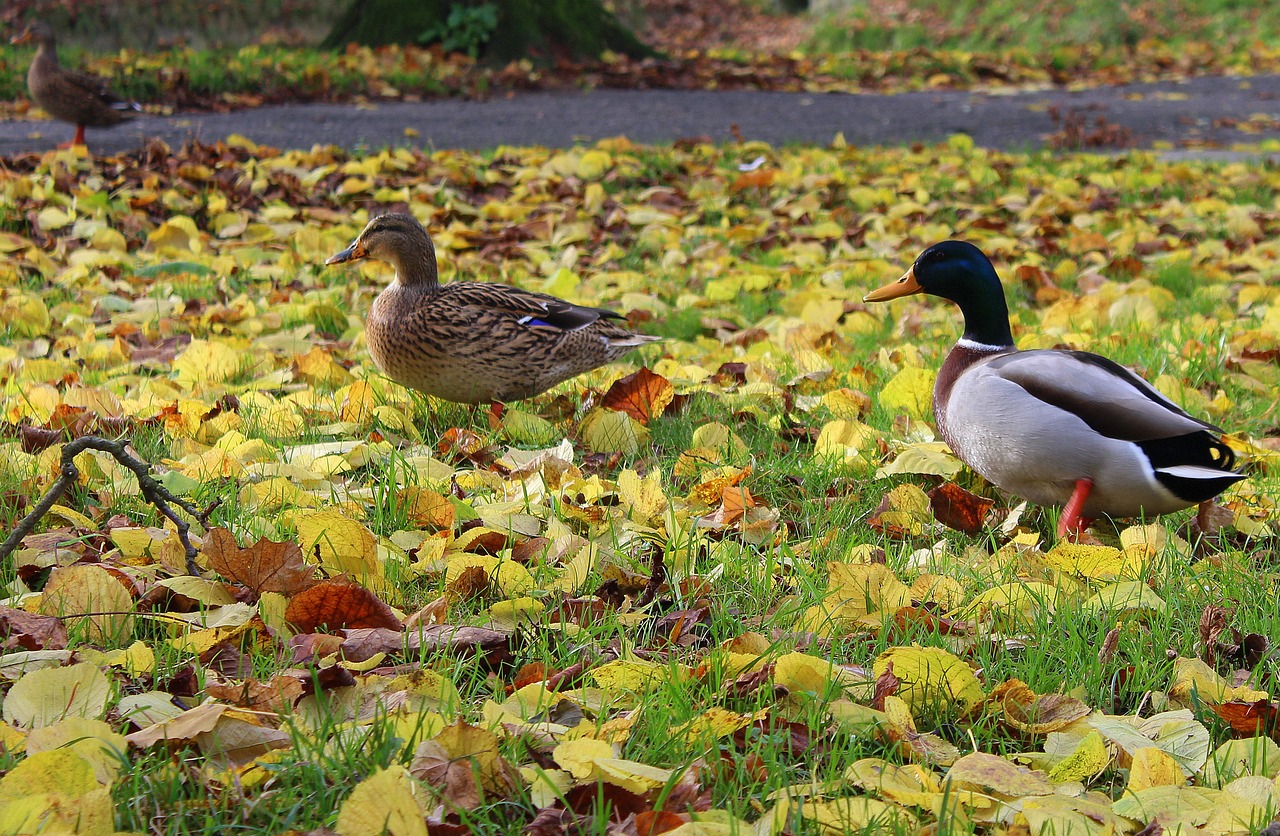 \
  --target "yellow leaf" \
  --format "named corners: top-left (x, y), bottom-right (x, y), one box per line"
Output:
top-left (1128, 746), bottom-right (1188, 792)
top-left (146, 216), bottom-right (203, 254)
top-left (37, 564), bottom-right (135, 644)
top-left (1079, 581), bottom-right (1166, 615)
top-left (36, 206), bottom-right (75, 231)
top-left (335, 766), bottom-right (428, 836)
top-left (825, 562), bottom-right (913, 616)
top-left (577, 149), bottom-right (612, 180)
top-left (553, 737), bottom-right (614, 780)
top-left (800, 796), bottom-right (917, 831)
top-left (0, 786), bottom-right (115, 835)
top-left (1201, 736), bottom-right (1280, 787)
top-left (1046, 730), bottom-right (1110, 783)
top-left (1, 293), bottom-right (51, 338)
top-left (1111, 785), bottom-right (1220, 827)
top-left (339, 379), bottom-right (378, 423)
top-left (1168, 656), bottom-right (1269, 705)
top-left (878, 366), bottom-right (935, 420)
top-left (293, 346), bottom-right (354, 387)
top-left (876, 441), bottom-right (963, 478)
top-left (580, 408), bottom-right (648, 454)
top-left (398, 486), bottom-right (455, 530)
top-left (25, 717), bottom-right (127, 785)
top-left (874, 646), bottom-right (985, 715)
top-left (815, 419), bottom-right (877, 463)
top-left (677, 707), bottom-right (759, 743)
top-left (945, 751), bottom-right (1054, 799)
top-left (500, 408), bottom-right (558, 445)
top-left (428, 721), bottom-right (515, 795)
top-left (773, 652), bottom-right (872, 696)
top-left (295, 509), bottom-right (380, 577)
top-left (594, 757), bottom-right (674, 793)
top-left (0, 748), bottom-right (98, 803)
top-left (590, 658), bottom-right (674, 694)
top-left (617, 467), bottom-right (668, 523)
top-left (1044, 541), bottom-right (1132, 580)
top-left (173, 339), bottom-right (244, 386)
